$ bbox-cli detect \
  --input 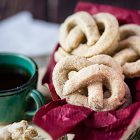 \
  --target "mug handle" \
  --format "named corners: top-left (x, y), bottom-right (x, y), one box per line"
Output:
top-left (24, 89), bottom-right (46, 120)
